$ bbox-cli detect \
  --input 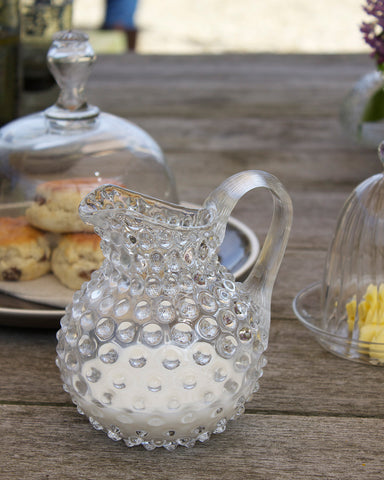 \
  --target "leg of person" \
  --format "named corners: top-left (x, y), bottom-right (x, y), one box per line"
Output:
top-left (103, 0), bottom-right (139, 51)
